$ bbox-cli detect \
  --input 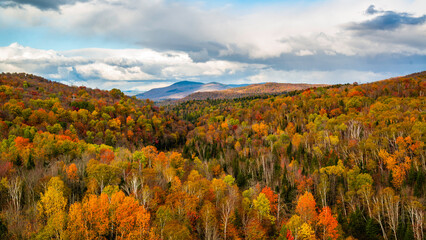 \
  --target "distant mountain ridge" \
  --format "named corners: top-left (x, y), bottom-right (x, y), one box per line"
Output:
top-left (136, 81), bottom-right (246, 101)
top-left (181, 82), bottom-right (329, 101)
